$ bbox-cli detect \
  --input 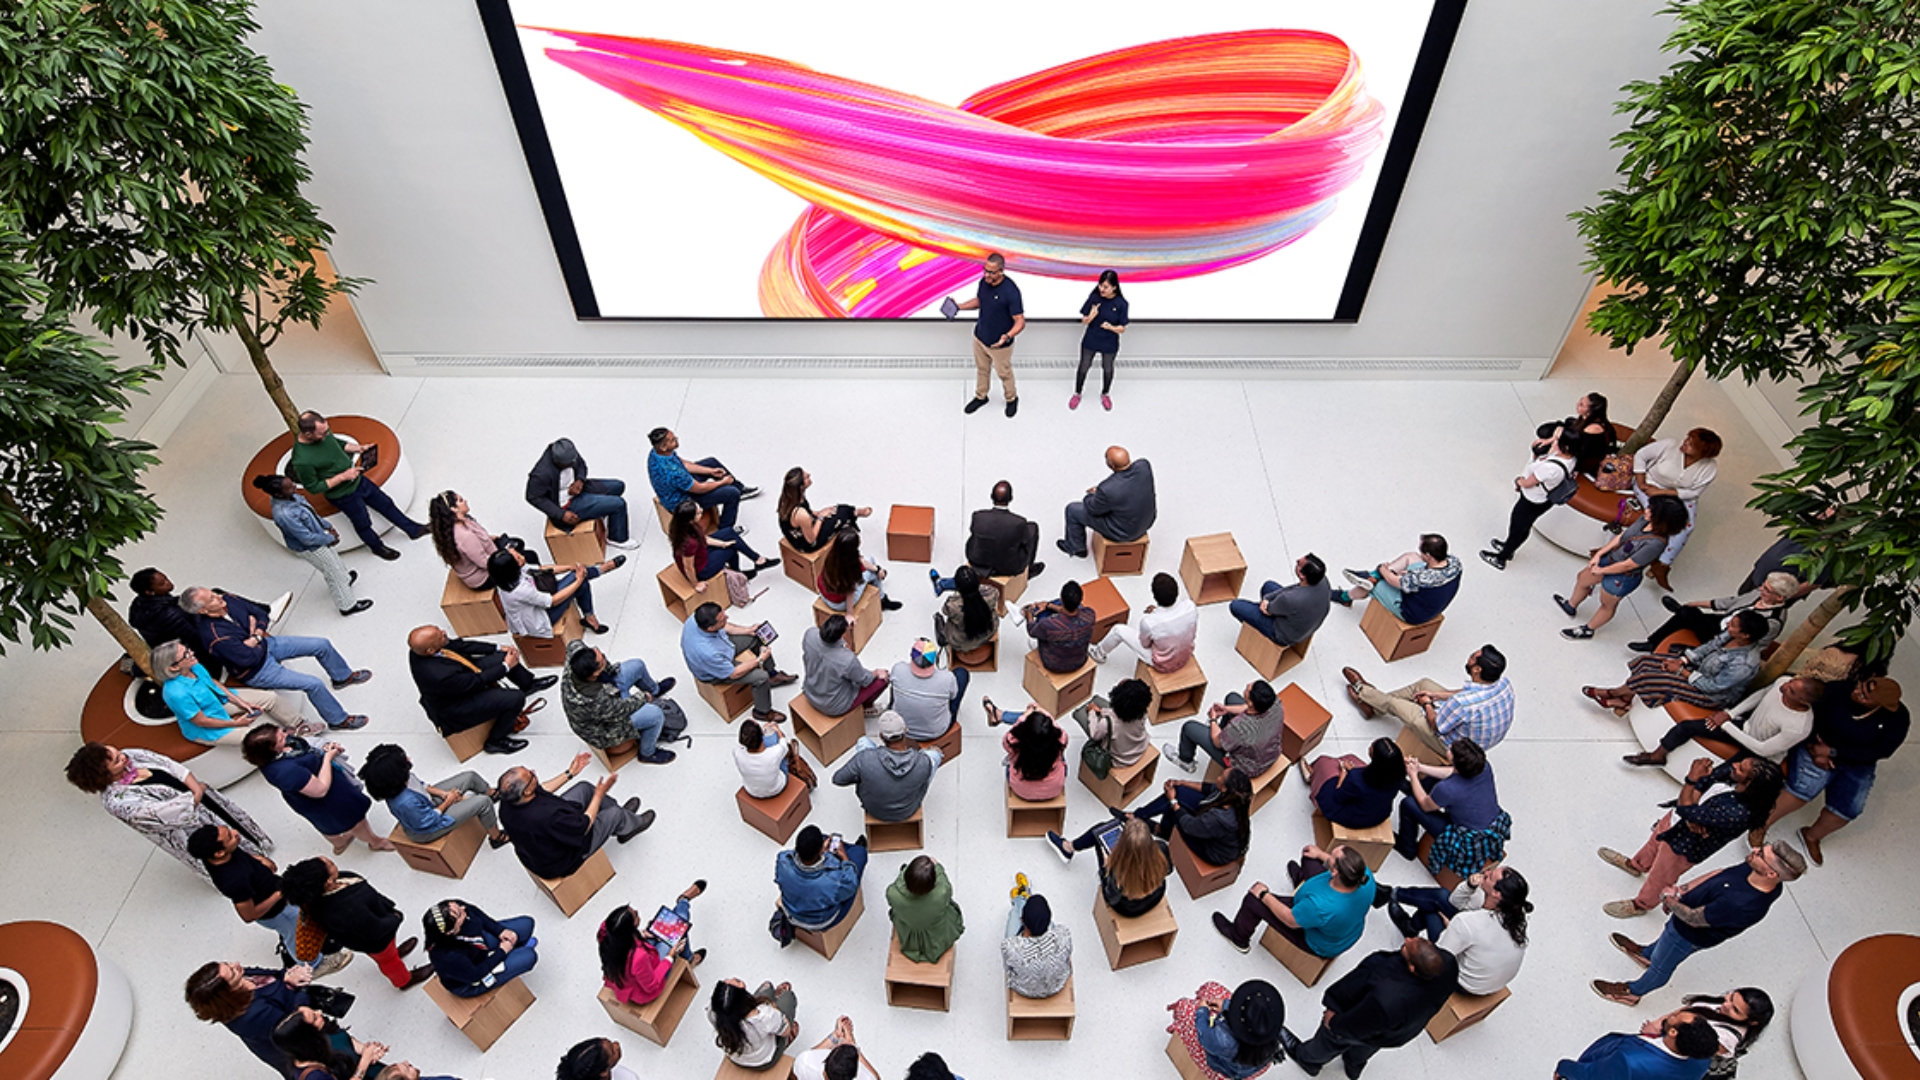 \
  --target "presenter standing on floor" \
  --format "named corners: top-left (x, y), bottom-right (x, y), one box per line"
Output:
top-left (951, 253), bottom-right (1024, 417)
top-left (1072, 270), bottom-right (1128, 411)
